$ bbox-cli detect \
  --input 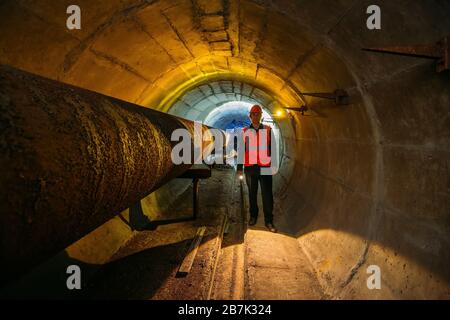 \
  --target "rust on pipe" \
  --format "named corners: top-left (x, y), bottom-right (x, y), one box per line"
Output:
top-left (0, 65), bottom-right (214, 285)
